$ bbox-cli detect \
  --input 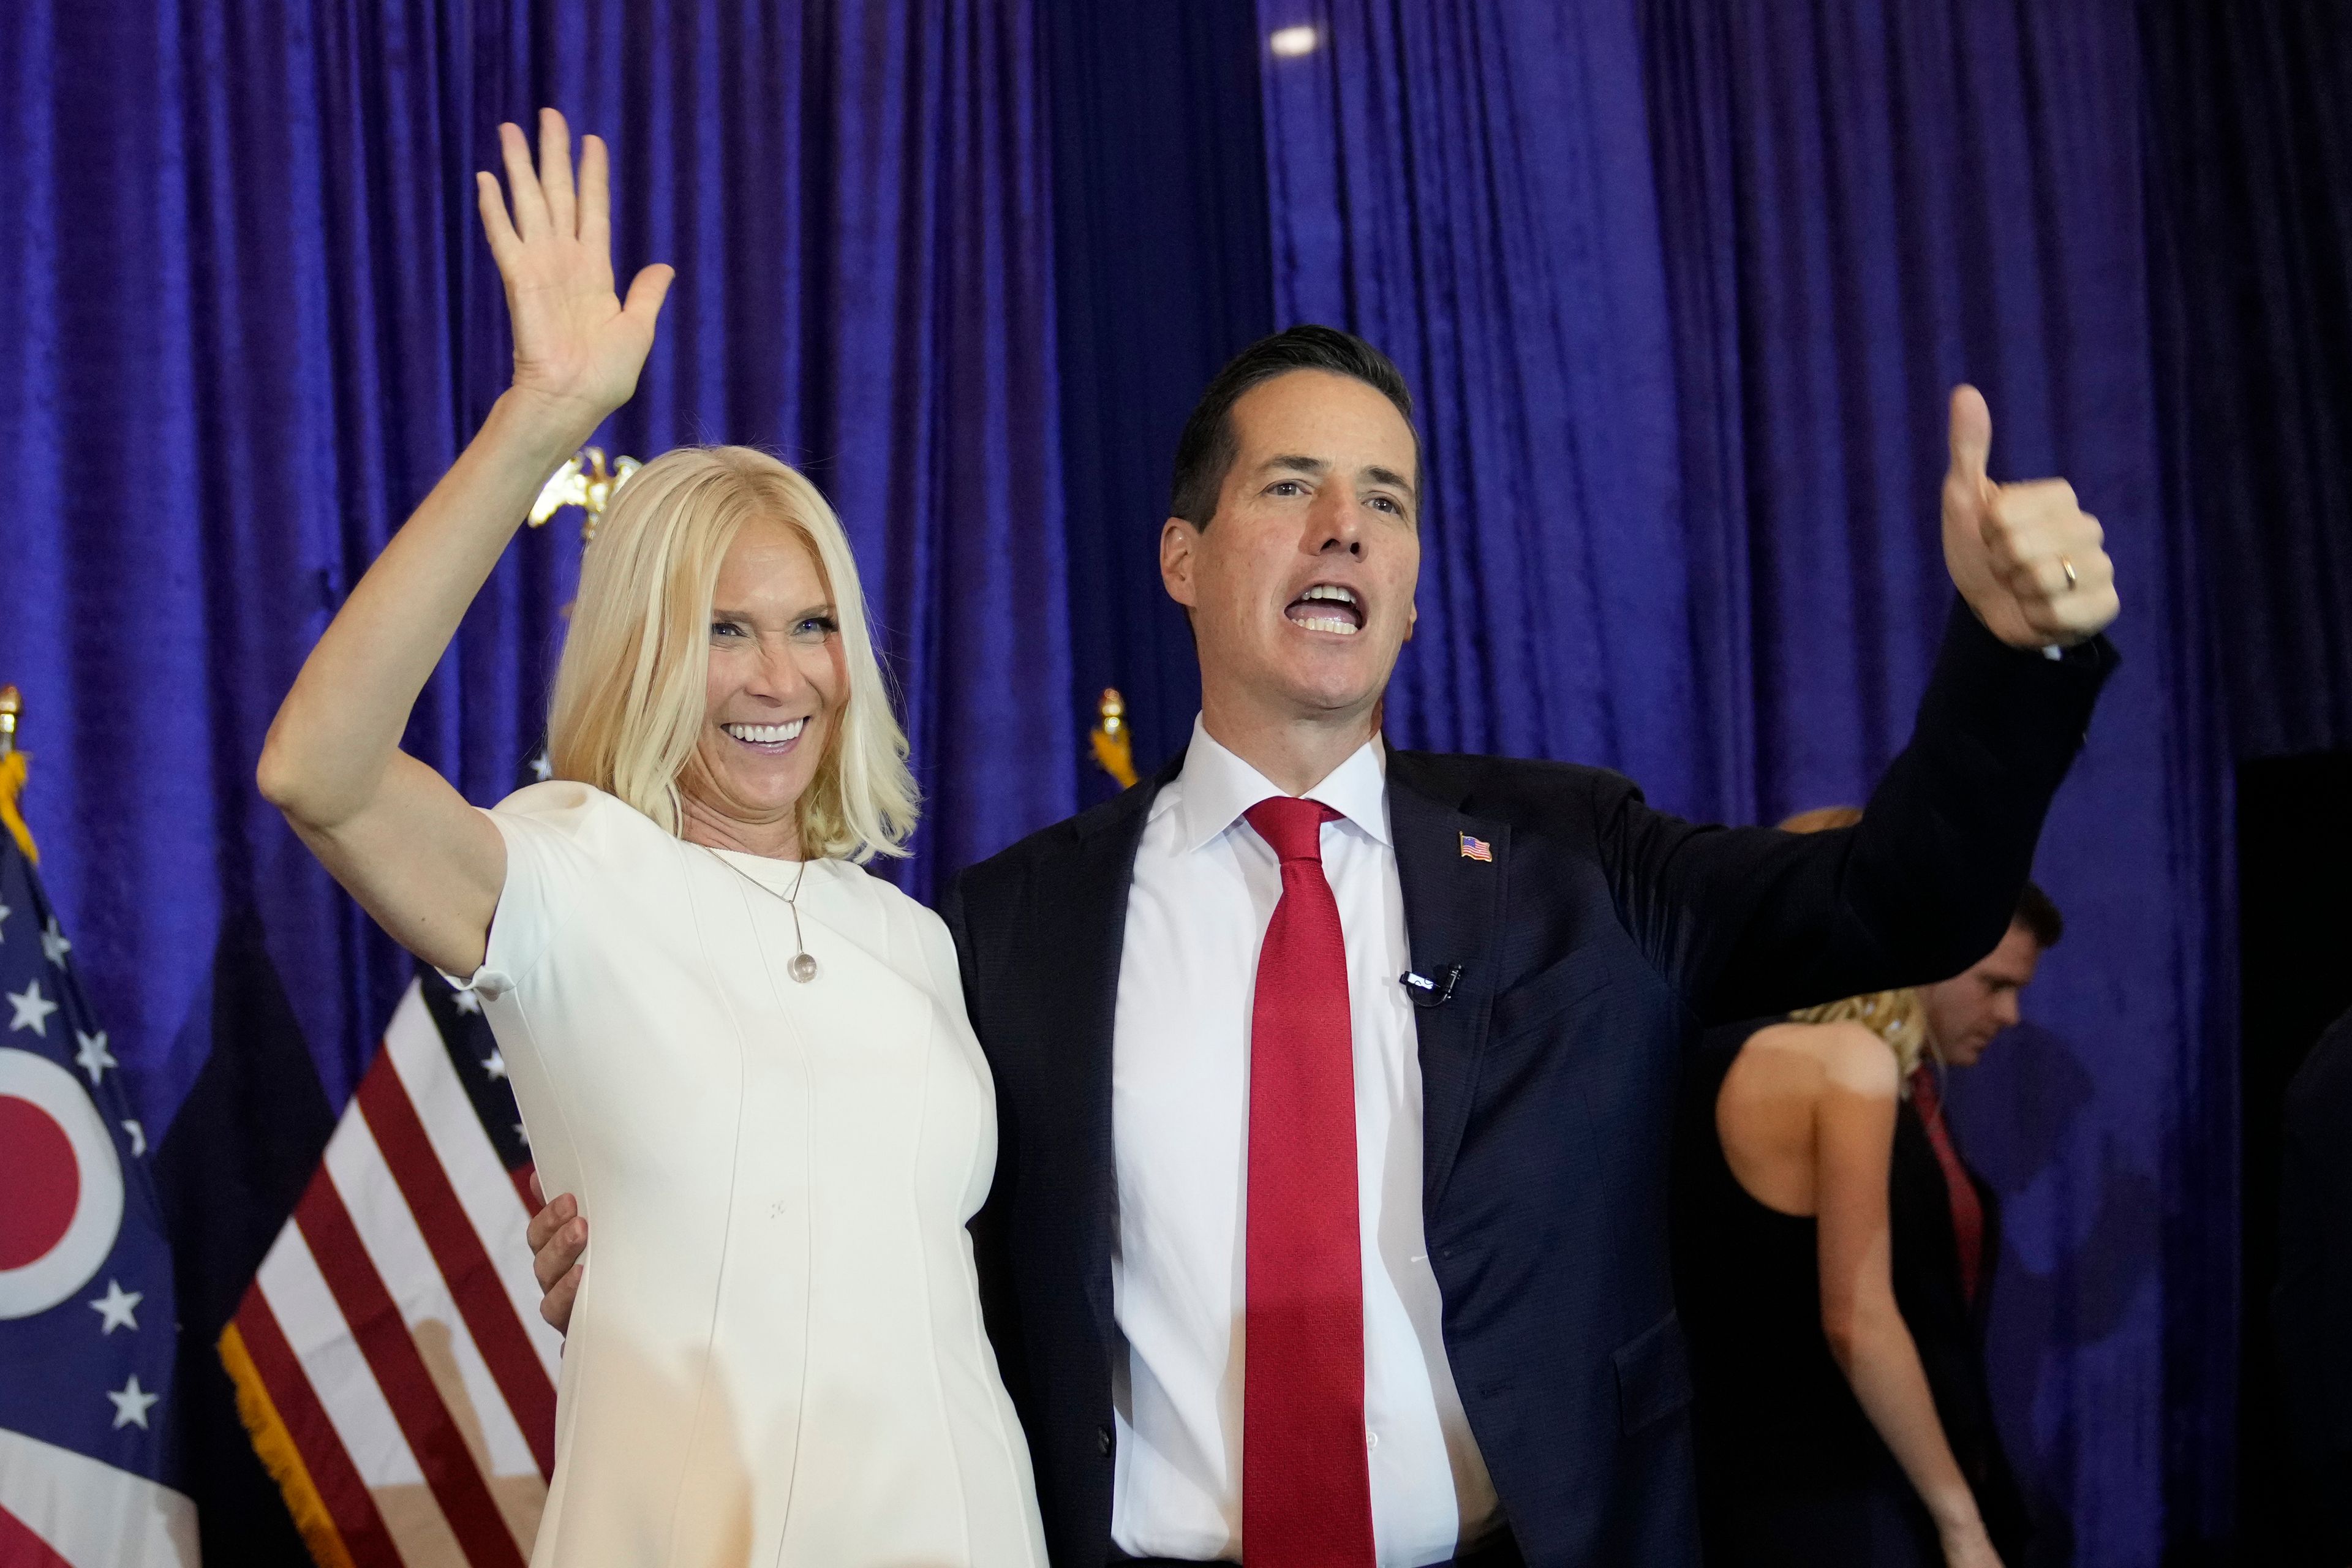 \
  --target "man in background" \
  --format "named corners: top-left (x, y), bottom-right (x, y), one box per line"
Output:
top-left (1896, 884), bottom-right (2068, 1561)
